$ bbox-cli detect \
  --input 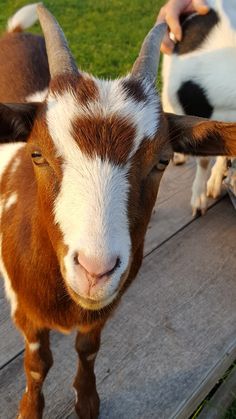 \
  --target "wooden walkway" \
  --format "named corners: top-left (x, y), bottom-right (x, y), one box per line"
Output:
top-left (0, 160), bottom-right (235, 418)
